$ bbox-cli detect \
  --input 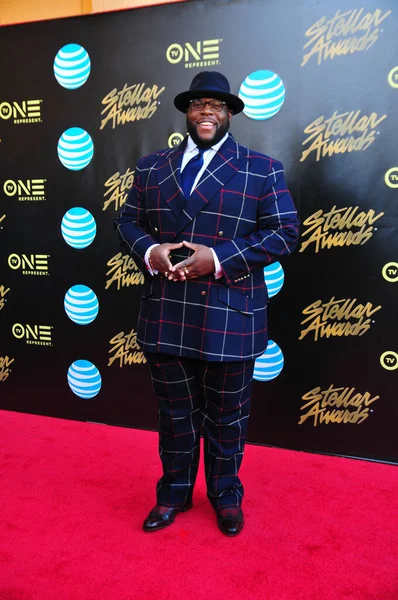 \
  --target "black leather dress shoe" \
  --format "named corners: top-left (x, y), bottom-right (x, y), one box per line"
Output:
top-left (216, 508), bottom-right (244, 537)
top-left (143, 503), bottom-right (193, 532)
